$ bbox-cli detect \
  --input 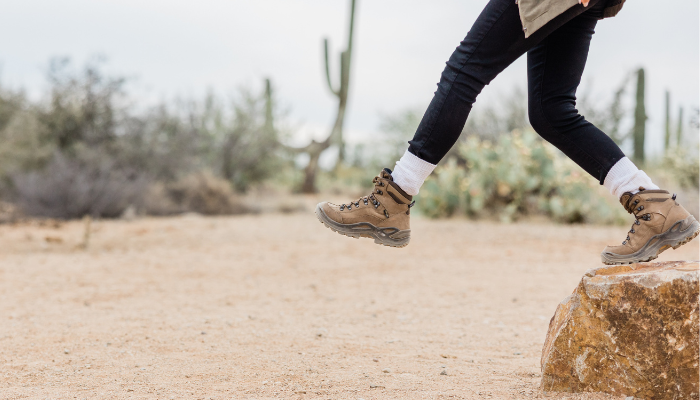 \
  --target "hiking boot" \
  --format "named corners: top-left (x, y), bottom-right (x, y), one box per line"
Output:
top-left (315, 168), bottom-right (414, 248)
top-left (601, 188), bottom-right (700, 265)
